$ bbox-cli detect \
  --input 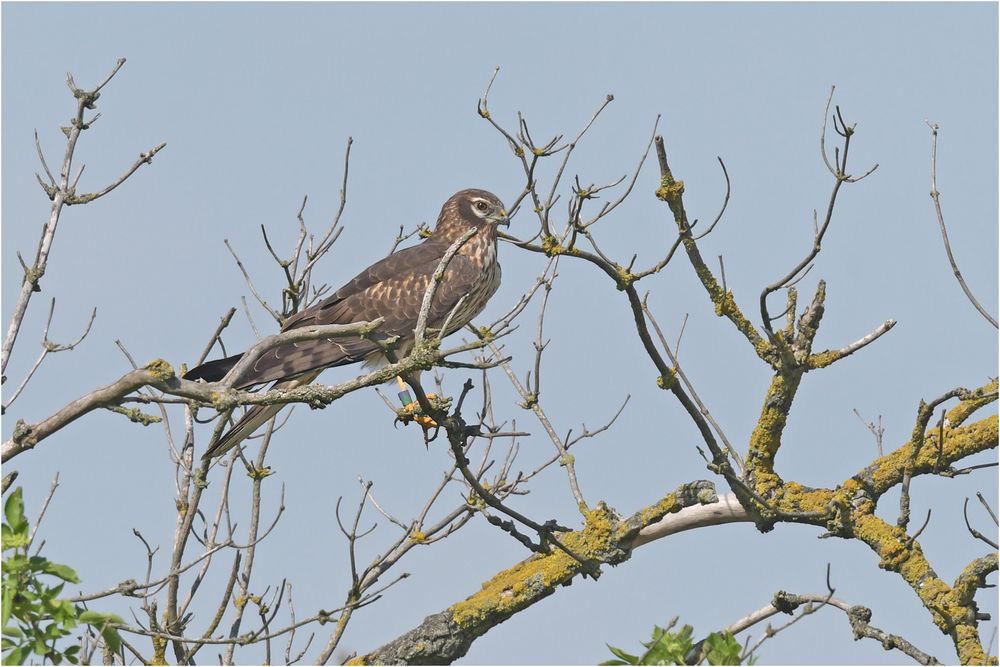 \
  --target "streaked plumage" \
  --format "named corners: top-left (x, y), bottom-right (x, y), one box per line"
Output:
top-left (186, 189), bottom-right (507, 459)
